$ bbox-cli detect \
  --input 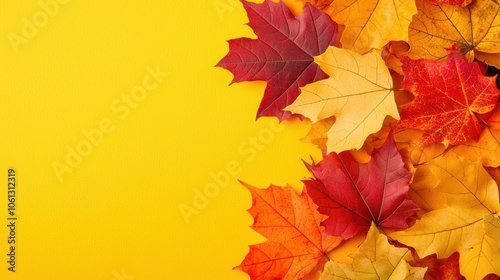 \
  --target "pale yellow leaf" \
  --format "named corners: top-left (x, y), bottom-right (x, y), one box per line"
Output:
top-left (429, 156), bottom-right (500, 211)
top-left (320, 224), bottom-right (426, 280)
top-left (389, 156), bottom-right (500, 279)
top-left (285, 47), bottom-right (400, 153)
